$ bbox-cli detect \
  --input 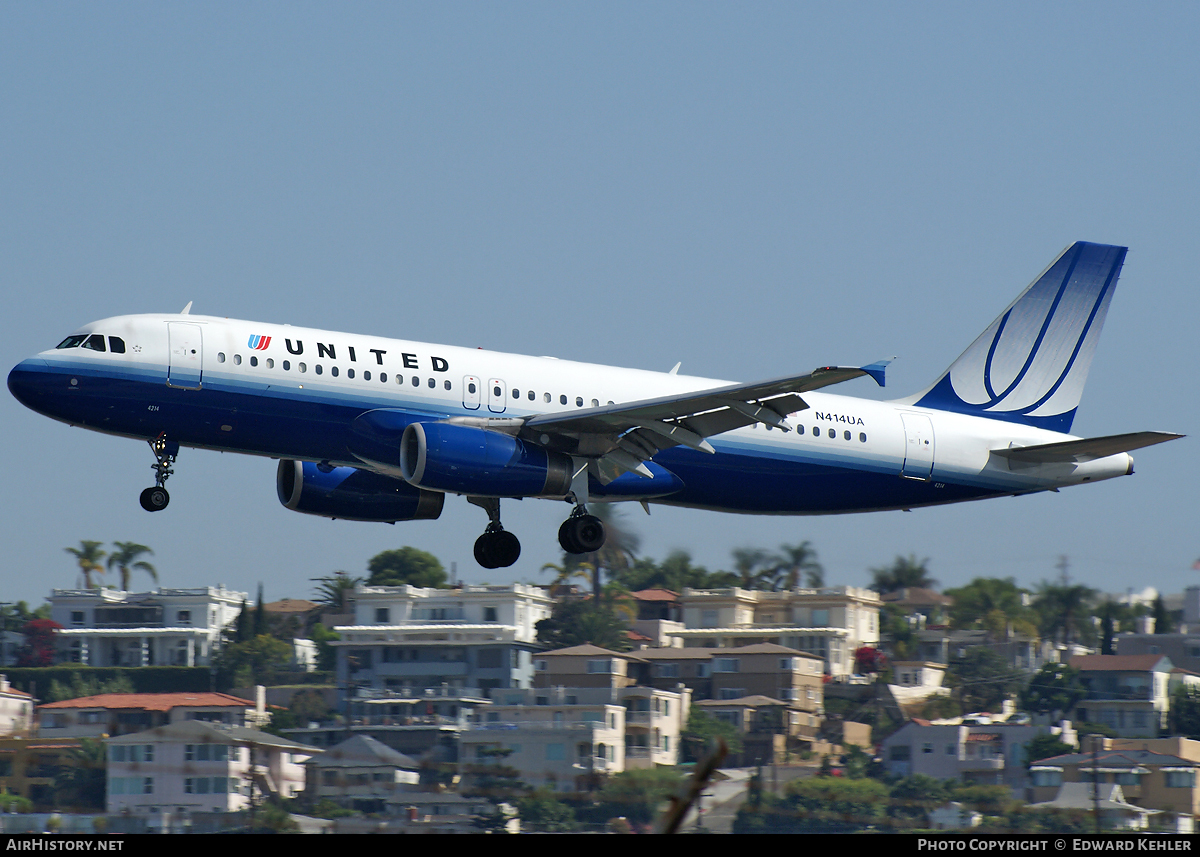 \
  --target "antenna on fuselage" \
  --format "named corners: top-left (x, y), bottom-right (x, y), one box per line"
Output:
top-left (180, 301), bottom-right (193, 315)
